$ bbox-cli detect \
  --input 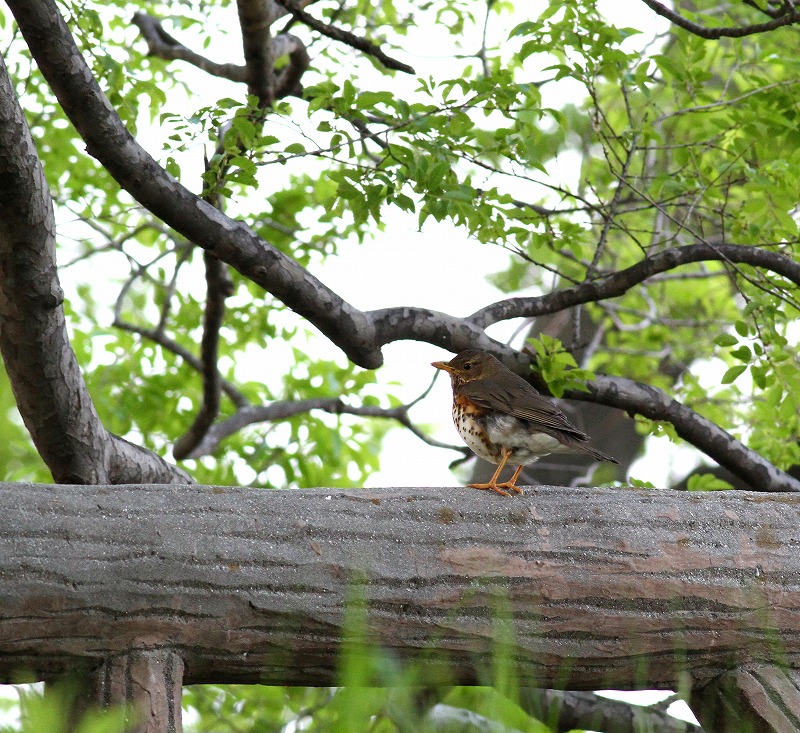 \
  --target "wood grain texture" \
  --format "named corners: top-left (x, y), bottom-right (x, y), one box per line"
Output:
top-left (2, 483), bottom-right (799, 691)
